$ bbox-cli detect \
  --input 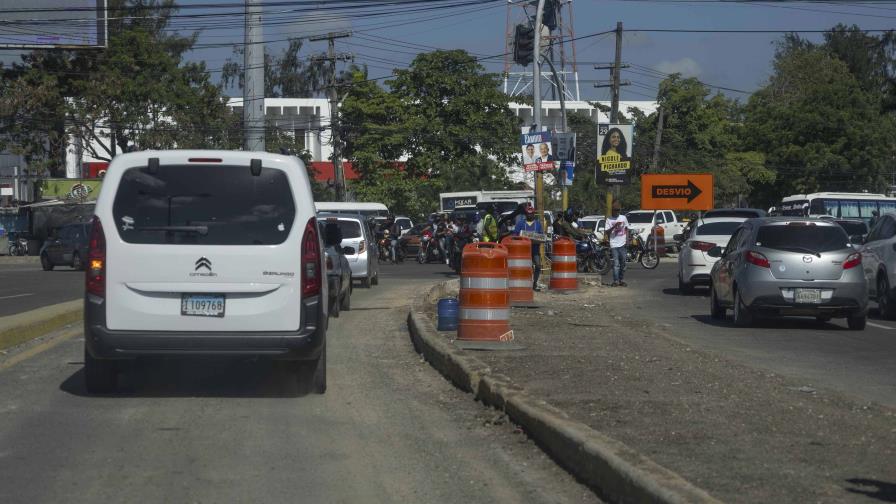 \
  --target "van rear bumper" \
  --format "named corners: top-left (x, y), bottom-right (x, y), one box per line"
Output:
top-left (84, 295), bottom-right (326, 361)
